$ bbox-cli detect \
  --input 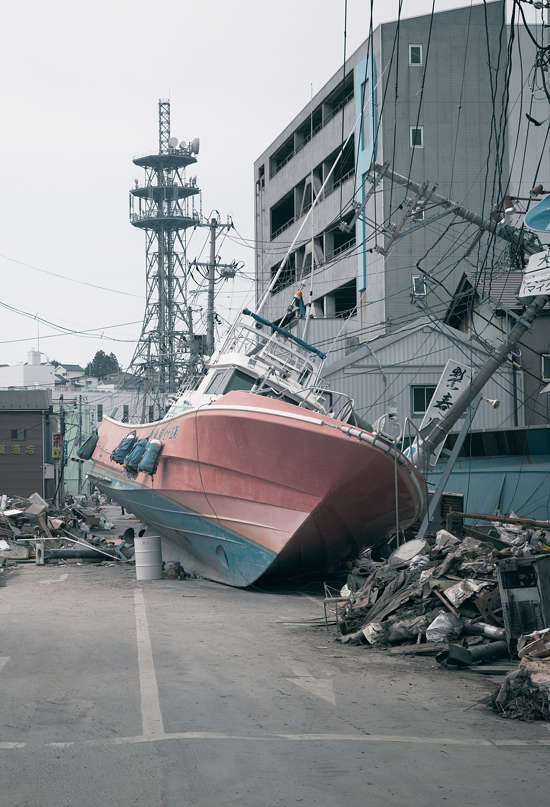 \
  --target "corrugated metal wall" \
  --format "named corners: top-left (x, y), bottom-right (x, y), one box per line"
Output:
top-left (322, 326), bottom-right (522, 431)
